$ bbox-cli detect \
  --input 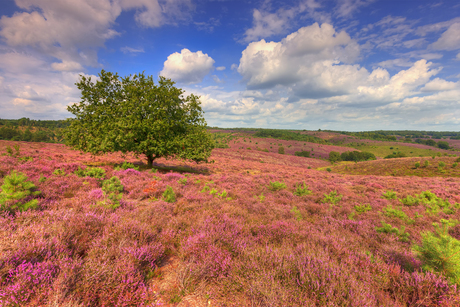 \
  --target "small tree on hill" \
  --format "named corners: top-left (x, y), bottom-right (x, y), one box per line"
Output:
top-left (437, 141), bottom-right (450, 150)
top-left (64, 70), bottom-right (214, 167)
